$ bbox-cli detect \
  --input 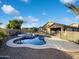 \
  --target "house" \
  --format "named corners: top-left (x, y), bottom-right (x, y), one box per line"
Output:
top-left (42, 21), bottom-right (79, 35)
top-left (42, 21), bottom-right (54, 33)
top-left (42, 21), bottom-right (79, 41)
top-left (70, 23), bottom-right (79, 27)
